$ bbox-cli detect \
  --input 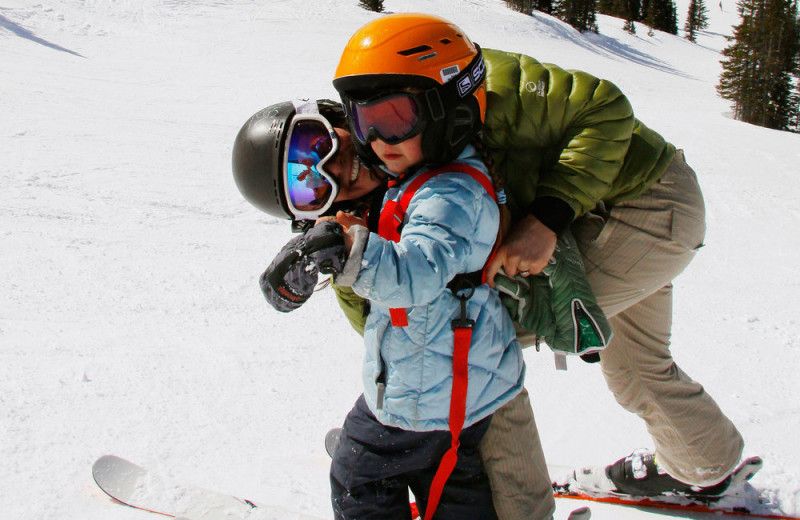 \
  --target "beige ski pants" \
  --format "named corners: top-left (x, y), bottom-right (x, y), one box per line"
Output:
top-left (480, 151), bottom-right (744, 520)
